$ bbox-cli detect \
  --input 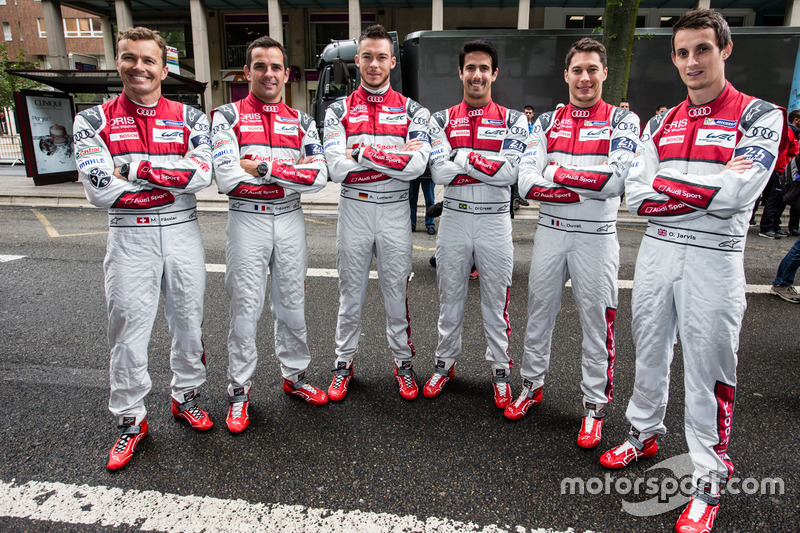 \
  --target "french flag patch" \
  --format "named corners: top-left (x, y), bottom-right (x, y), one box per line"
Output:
top-left (551, 219), bottom-right (560, 227)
